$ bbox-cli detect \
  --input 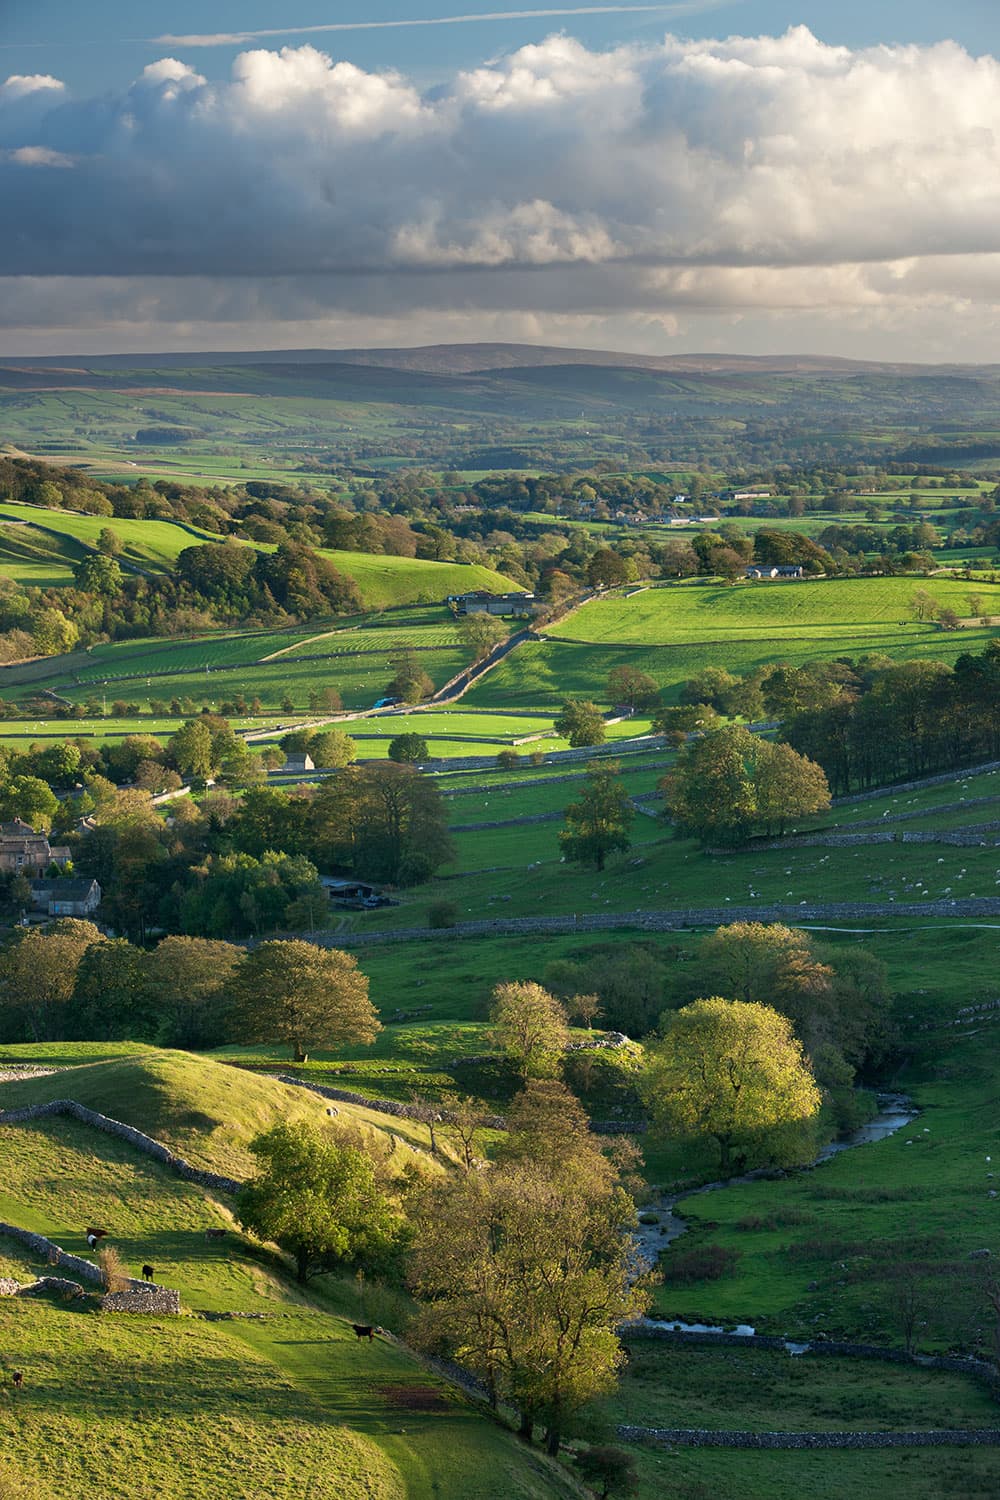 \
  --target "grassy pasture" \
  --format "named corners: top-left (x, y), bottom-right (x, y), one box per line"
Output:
top-left (598, 1343), bottom-right (1000, 1499)
top-left (0, 1050), bottom-right (434, 1176)
top-left (622, 1443), bottom-right (1000, 1499)
top-left (546, 577), bottom-right (1000, 646)
top-left (465, 627), bottom-right (1000, 711)
top-left (605, 1342), bottom-right (997, 1432)
top-left (342, 750), bottom-right (1000, 935)
top-left (0, 500), bottom-right (222, 570)
top-left (38, 646), bottom-right (470, 714)
top-left (316, 549), bottom-right (518, 609)
top-left (0, 1059), bottom-right (574, 1500)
